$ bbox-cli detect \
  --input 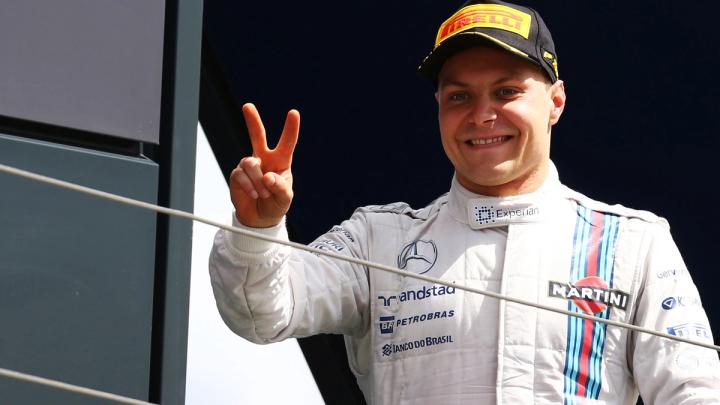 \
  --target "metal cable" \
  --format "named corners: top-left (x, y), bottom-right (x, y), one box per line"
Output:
top-left (0, 159), bottom-right (717, 405)
top-left (0, 366), bottom-right (153, 405)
